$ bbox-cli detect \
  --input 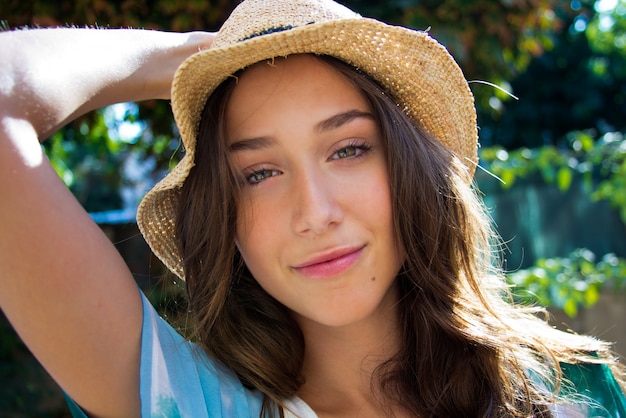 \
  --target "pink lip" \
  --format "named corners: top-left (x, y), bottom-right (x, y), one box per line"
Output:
top-left (293, 246), bottom-right (364, 279)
